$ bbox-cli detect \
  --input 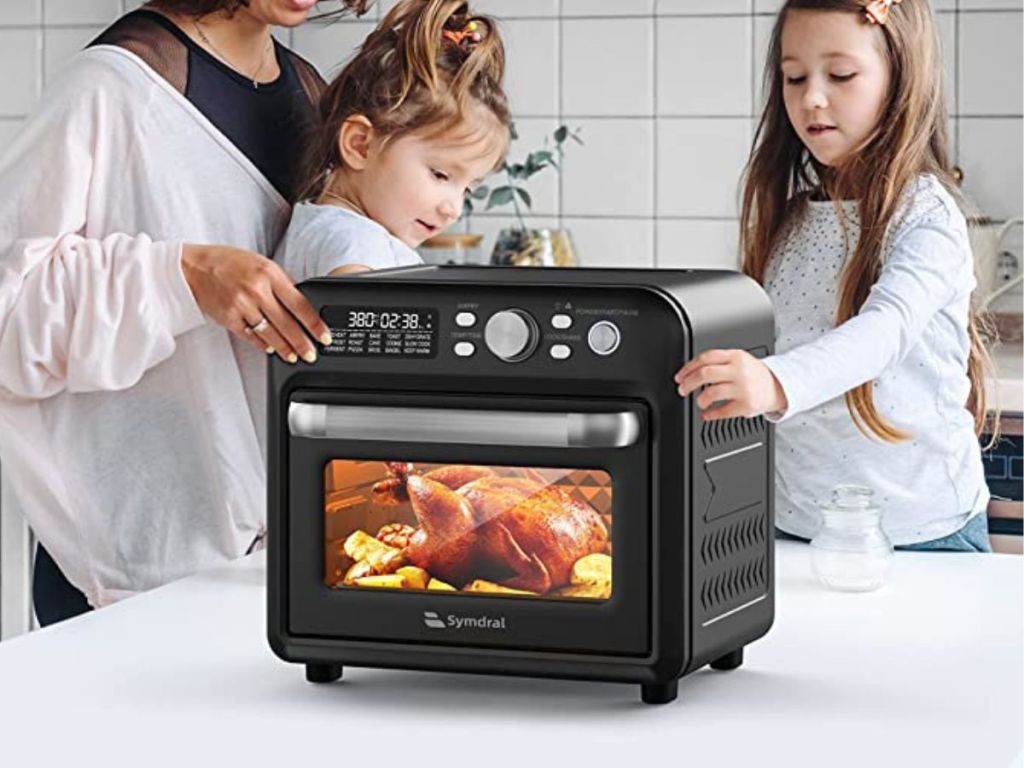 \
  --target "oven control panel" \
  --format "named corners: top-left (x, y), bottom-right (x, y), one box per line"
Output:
top-left (315, 283), bottom-right (667, 373)
top-left (446, 304), bottom-right (628, 364)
